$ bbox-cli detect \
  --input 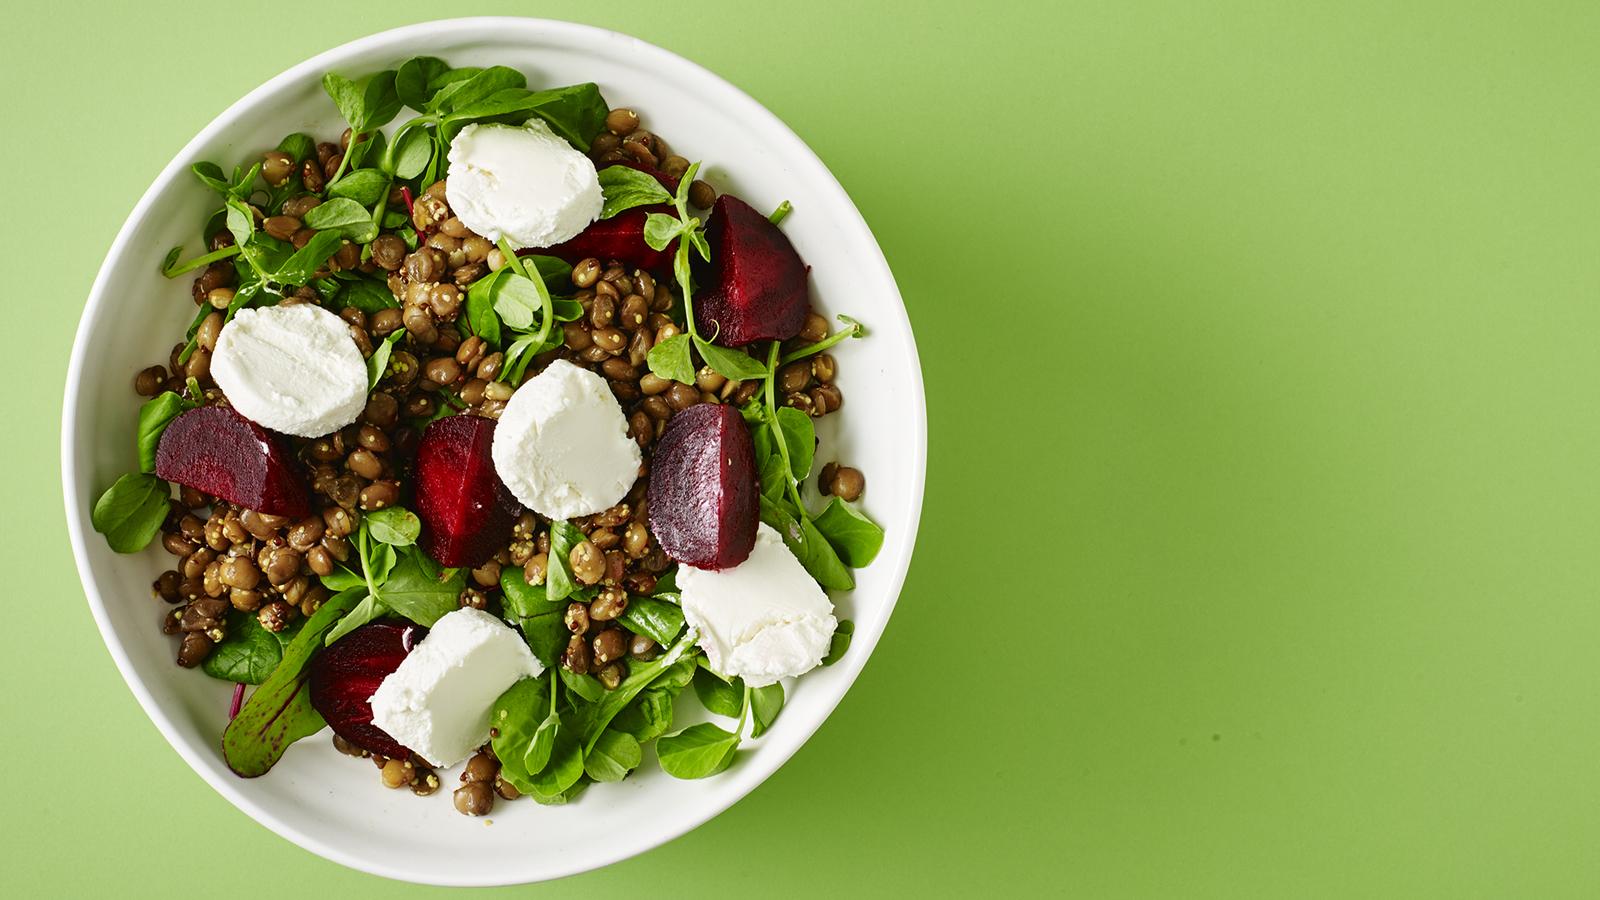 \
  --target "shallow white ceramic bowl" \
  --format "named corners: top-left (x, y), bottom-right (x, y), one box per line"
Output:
top-left (62, 17), bottom-right (923, 886)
